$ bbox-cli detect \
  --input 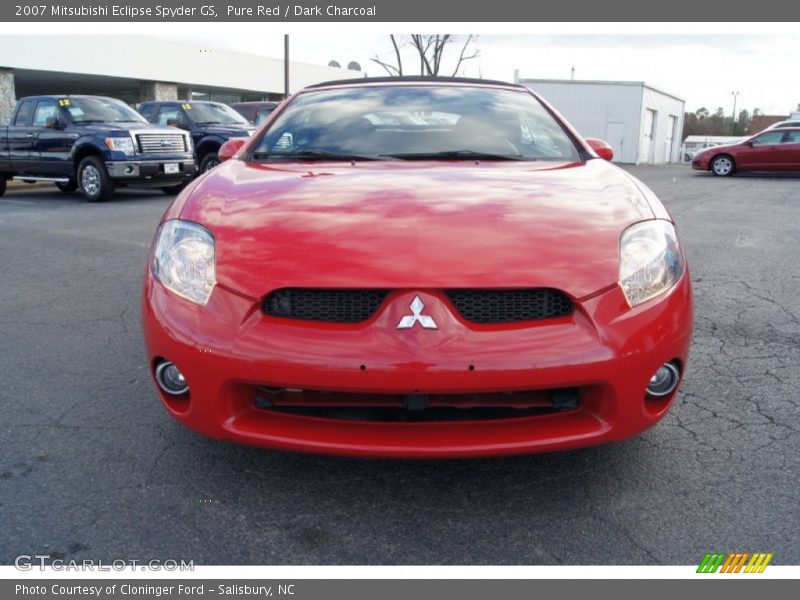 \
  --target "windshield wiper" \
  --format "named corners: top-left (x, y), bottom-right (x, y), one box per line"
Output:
top-left (382, 150), bottom-right (531, 161)
top-left (252, 149), bottom-right (384, 162)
